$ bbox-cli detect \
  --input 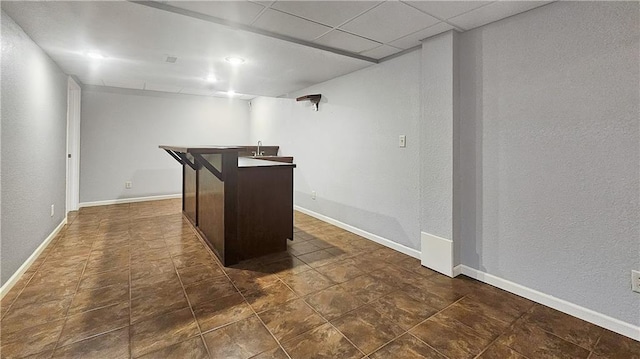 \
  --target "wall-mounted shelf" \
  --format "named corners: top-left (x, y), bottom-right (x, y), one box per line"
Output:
top-left (296, 94), bottom-right (321, 111)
